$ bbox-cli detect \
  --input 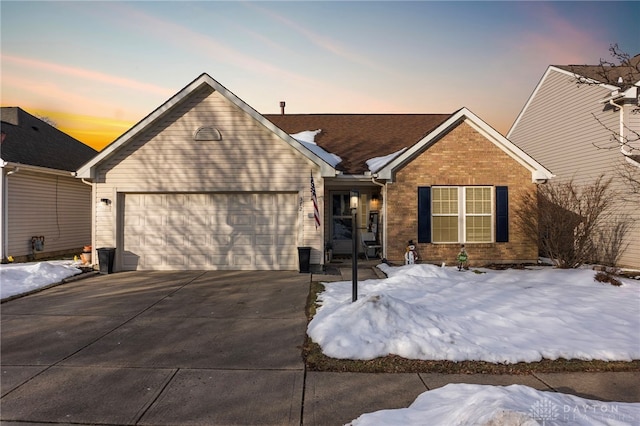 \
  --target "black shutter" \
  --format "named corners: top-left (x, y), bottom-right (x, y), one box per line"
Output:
top-left (418, 187), bottom-right (431, 243)
top-left (495, 186), bottom-right (509, 242)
